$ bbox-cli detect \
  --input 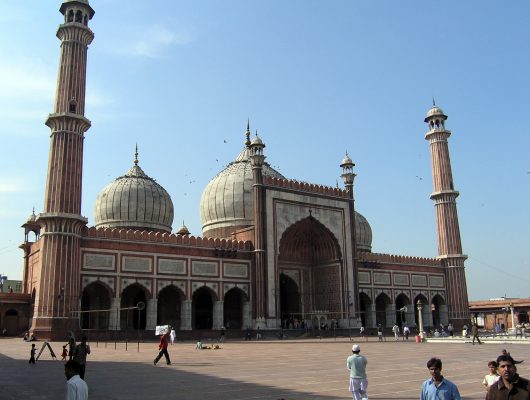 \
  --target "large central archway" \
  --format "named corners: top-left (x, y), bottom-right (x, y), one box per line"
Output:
top-left (278, 216), bottom-right (343, 320)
